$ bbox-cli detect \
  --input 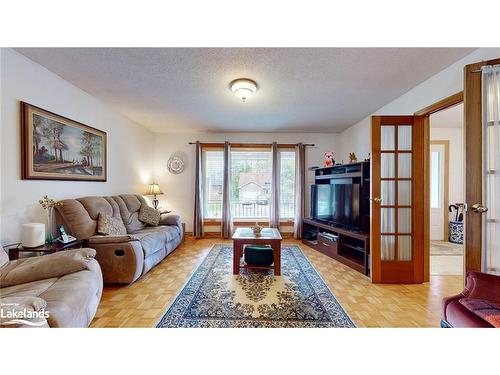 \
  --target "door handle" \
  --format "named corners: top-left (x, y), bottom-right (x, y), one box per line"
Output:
top-left (370, 197), bottom-right (382, 203)
top-left (471, 204), bottom-right (488, 213)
